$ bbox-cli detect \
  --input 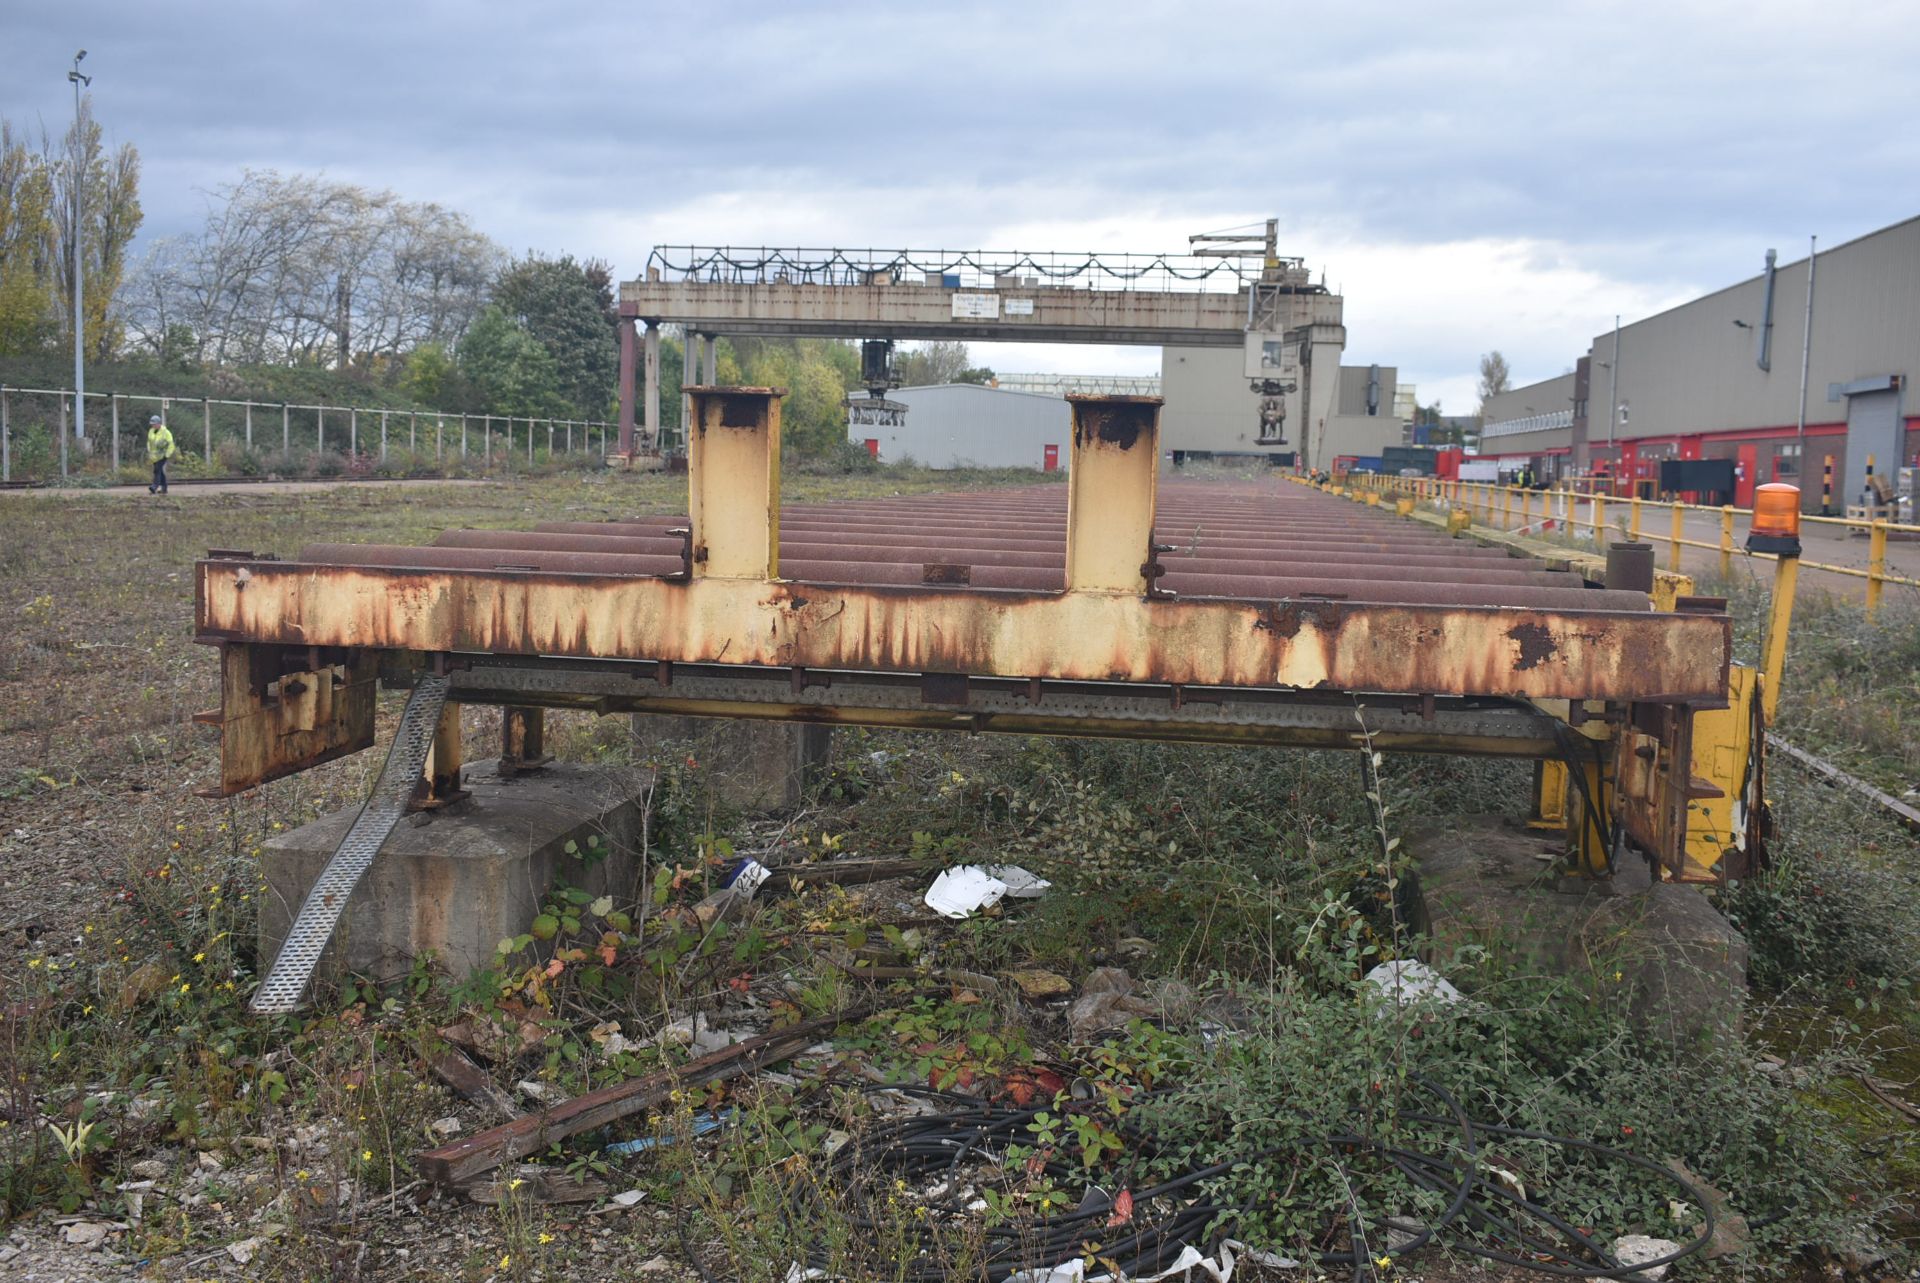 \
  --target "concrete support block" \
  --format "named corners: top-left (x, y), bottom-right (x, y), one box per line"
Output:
top-left (1406, 817), bottom-right (1747, 1044)
top-left (259, 761), bottom-right (648, 988)
top-left (631, 714), bottom-right (830, 812)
